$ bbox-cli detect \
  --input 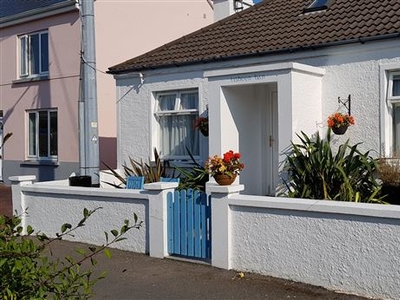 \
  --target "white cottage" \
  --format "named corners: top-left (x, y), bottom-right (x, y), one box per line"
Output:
top-left (108, 0), bottom-right (400, 196)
